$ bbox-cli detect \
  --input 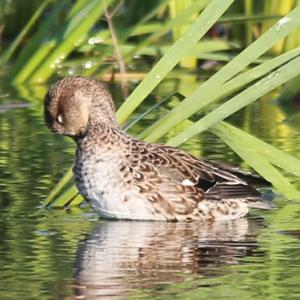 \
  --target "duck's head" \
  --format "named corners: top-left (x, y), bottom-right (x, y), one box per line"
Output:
top-left (44, 77), bottom-right (117, 139)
